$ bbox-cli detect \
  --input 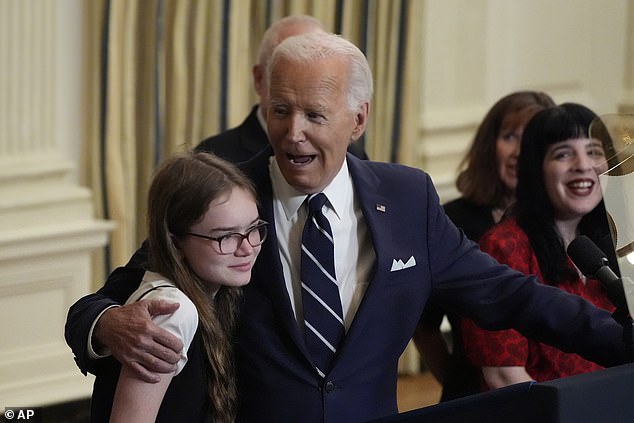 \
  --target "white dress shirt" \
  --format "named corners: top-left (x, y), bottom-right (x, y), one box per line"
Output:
top-left (269, 156), bottom-right (375, 331)
top-left (87, 271), bottom-right (197, 374)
